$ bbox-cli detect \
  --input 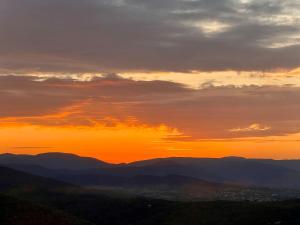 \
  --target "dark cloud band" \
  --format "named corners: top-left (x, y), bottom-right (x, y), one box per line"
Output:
top-left (0, 0), bottom-right (299, 73)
